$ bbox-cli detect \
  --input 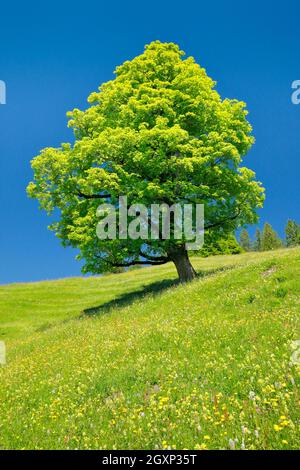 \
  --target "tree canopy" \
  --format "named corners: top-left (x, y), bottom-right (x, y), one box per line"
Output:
top-left (27, 41), bottom-right (264, 282)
